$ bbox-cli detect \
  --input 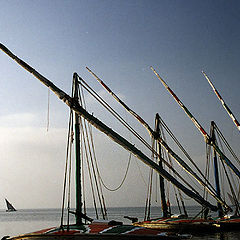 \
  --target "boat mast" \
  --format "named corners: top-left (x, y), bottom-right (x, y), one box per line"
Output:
top-left (210, 121), bottom-right (223, 218)
top-left (155, 113), bottom-right (168, 218)
top-left (0, 43), bottom-right (218, 211)
top-left (151, 66), bottom-right (240, 180)
top-left (202, 71), bottom-right (240, 132)
top-left (73, 73), bottom-right (83, 225)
